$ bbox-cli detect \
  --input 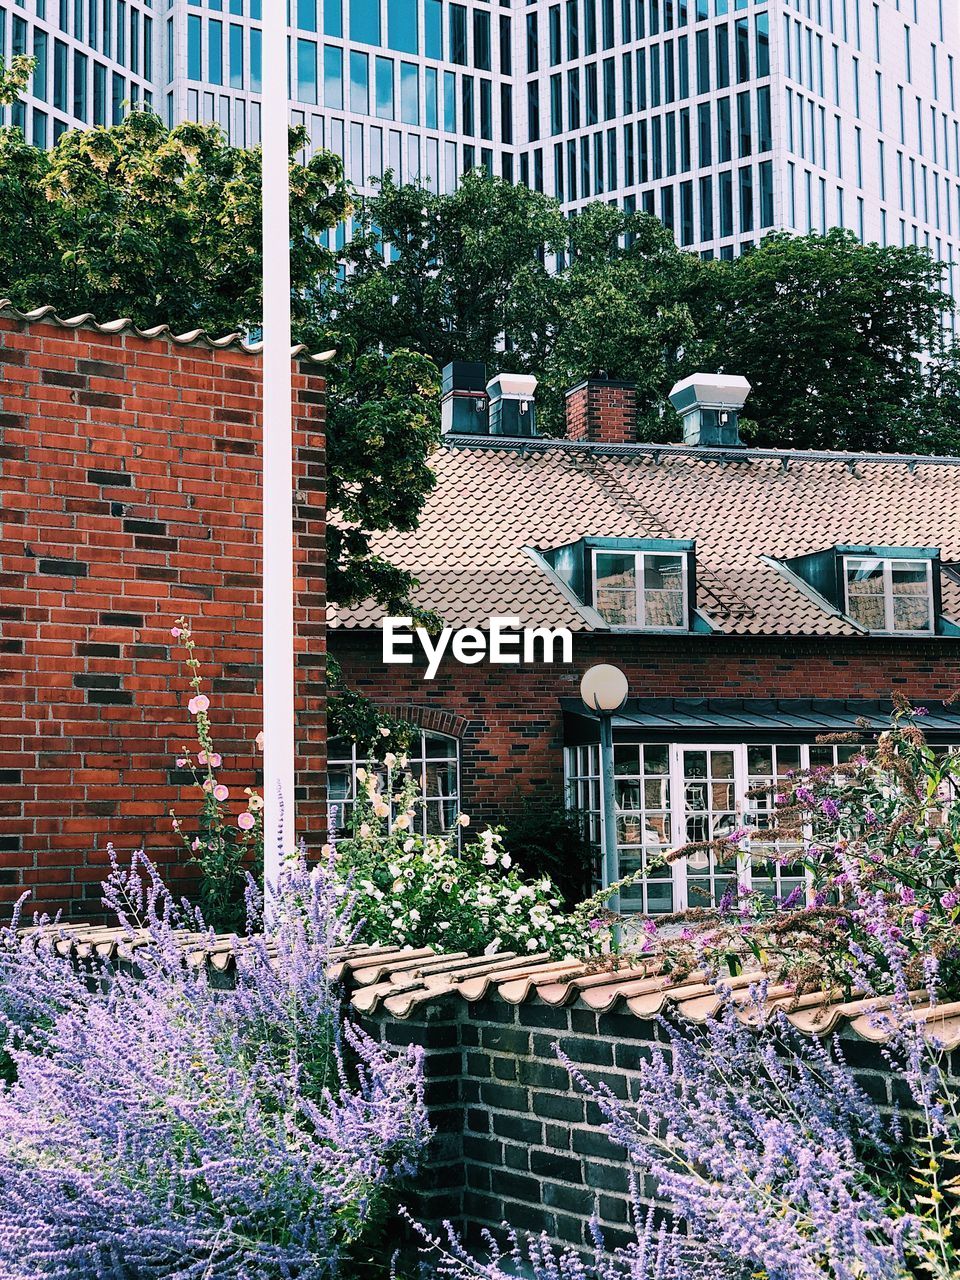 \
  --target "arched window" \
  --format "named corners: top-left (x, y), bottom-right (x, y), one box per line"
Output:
top-left (328, 730), bottom-right (460, 837)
